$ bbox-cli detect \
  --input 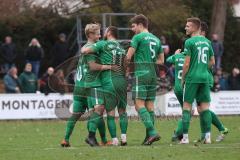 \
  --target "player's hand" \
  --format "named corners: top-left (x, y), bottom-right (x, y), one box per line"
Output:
top-left (175, 49), bottom-right (181, 54)
top-left (80, 47), bottom-right (86, 53)
top-left (110, 65), bottom-right (121, 72)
